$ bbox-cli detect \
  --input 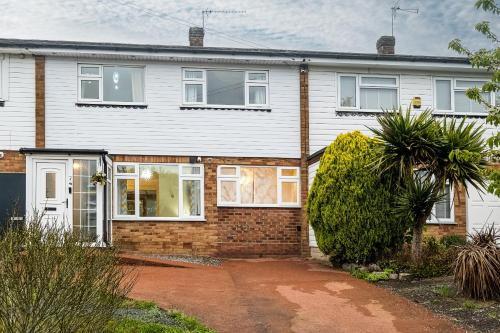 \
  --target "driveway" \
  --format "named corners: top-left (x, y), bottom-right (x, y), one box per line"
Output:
top-left (128, 258), bottom-right (462, 333)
